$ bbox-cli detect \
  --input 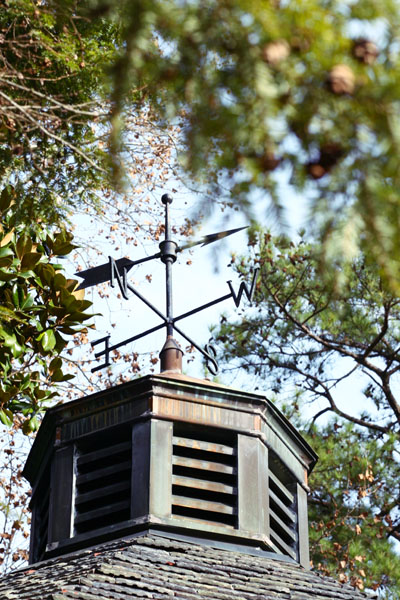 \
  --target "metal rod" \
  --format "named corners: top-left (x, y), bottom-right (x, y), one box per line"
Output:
top-left (94, 322), bottom-right (166, 356)
top-left (173, 323), bottom-right (218, 371)
top-left (162, 193), bottom-right (174, 337)
top-left (172, 292), bottom-right (233, 324)
top-left (125, 281), bottom-right (168, 322)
